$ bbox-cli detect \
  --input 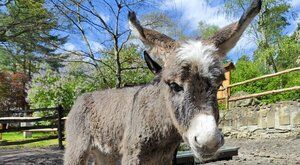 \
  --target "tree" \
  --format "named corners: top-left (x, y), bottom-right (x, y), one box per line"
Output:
top-left (231, 54), bottom-right (300, 104)
top-left (50, 0), bottom-right (151, 88)
top-left (28, 45), bottom-right (153, 110)
top-left (217, 0), bottom-right (296, 73)
top-left (0, 71), bottom-right (28, 111)
top-left (0, 0), bottom-right (66, 57)
top-left (0, 0), bottom-right (67, 109)
top-left (255, 0), bottom-right (296, 73)
top-left (140, 11), bottom-right (187, 40)
top-left (198, 21), bottom-right (219, 40)
top-left (0, 0), bottom-right (66, 76)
